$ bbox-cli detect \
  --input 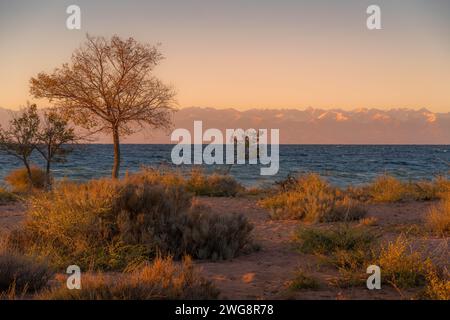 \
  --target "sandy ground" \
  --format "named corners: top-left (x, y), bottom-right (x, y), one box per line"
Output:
top-left (0, 197), bottom-right (448, 300)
